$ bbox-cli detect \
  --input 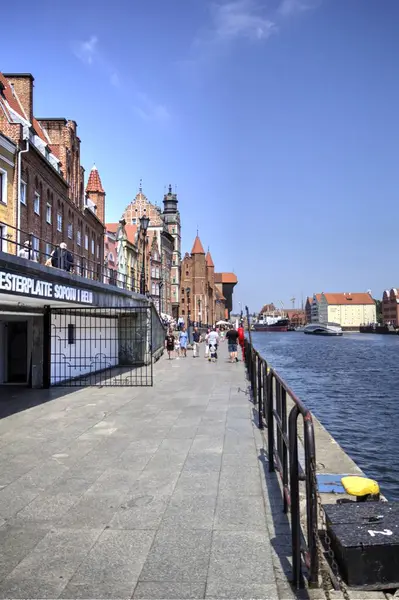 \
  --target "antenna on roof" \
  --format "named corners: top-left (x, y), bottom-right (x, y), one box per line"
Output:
top-left (196, 226), bottom-right (199, 236)
top-left (139, 178), bottom-right (143, 193)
